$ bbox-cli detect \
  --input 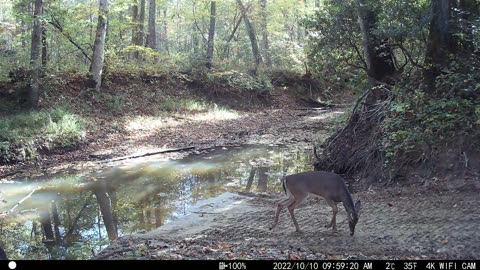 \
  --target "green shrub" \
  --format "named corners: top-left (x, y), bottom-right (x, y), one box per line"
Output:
top-left (382, 63), bottom-right (480, 172)
top-left (0, 107), bottom-right (86, 162)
